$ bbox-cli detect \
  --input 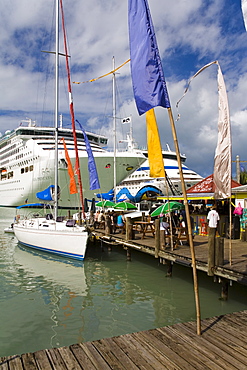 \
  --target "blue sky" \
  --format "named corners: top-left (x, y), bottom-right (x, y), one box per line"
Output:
top-left (0, 0), bottom-right (247, 179)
